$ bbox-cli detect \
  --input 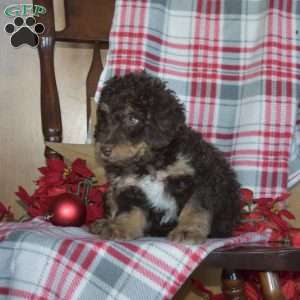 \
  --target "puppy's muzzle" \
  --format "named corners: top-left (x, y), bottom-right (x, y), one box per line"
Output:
top-left (100, 145), bottom-right (112, 157)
